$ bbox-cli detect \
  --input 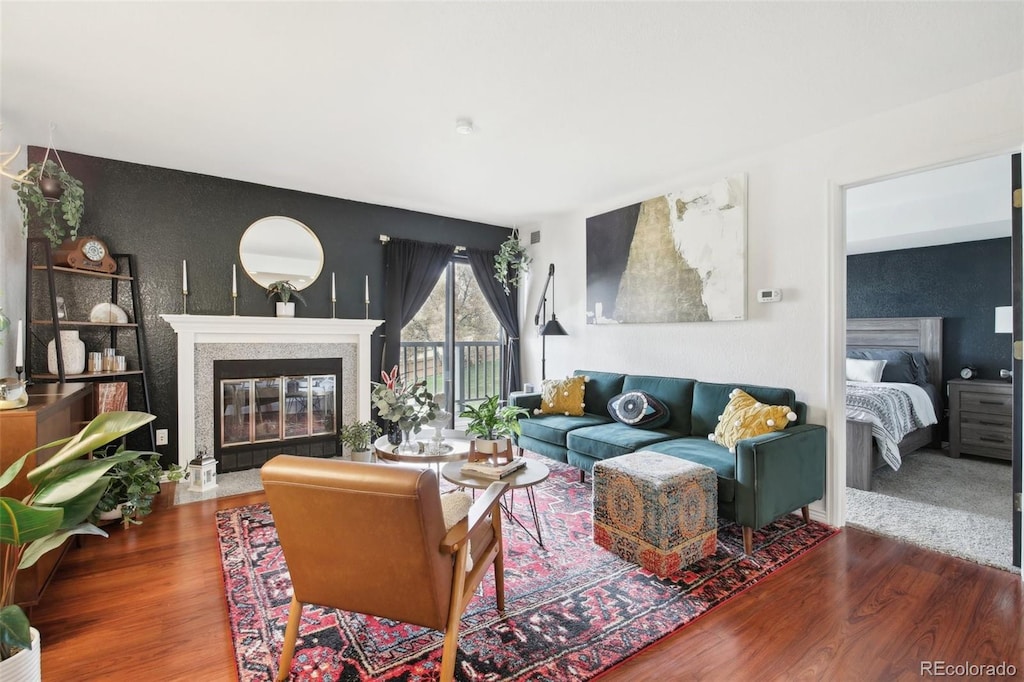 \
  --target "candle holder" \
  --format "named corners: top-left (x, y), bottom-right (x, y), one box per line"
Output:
top-left (232, 293), bottom-right (238, 316)
top-left (15, 365), bottom-right (23, 383)
top-left (183, 292), bottom-right (188, 315)
top-left (332, 300), bottom-right (336, 319)
top-left (364, 302), bottom-right (369, 320)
